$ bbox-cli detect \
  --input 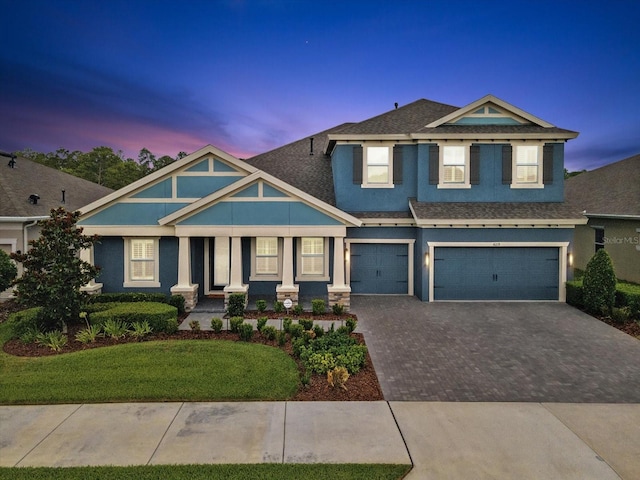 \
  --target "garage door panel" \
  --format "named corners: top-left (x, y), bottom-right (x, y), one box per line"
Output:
top-left (350, 243), bottom-right (409, 294)
top-left (434, 247), bottom-right (559, 301)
